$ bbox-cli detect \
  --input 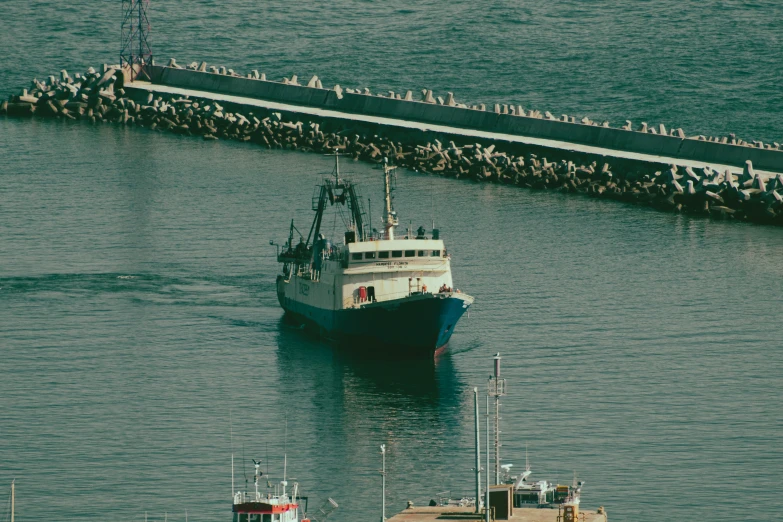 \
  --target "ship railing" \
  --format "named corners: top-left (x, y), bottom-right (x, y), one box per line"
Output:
top-left (347, 289), bottom-right (436, 307)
